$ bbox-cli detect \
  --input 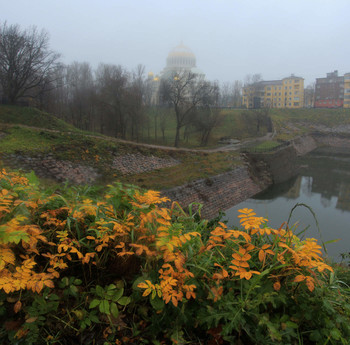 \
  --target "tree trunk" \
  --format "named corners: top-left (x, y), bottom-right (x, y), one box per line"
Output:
top-left (174, 124), bottom-right (181, 147)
